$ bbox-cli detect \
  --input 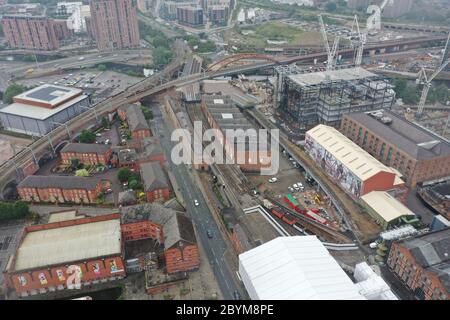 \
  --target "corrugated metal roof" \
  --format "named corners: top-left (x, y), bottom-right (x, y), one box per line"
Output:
top-left (306, 124), bottom-right (402, 182)
top-left (13, 218), bottom-right (122, 271)
top-left (361, 191), bottom-right (415, 223)
top-left (239, 236), bottom-right (365, 300)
